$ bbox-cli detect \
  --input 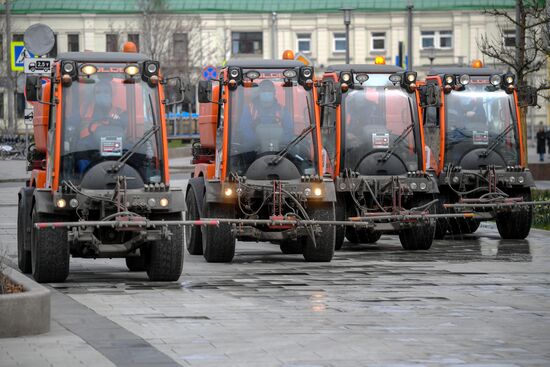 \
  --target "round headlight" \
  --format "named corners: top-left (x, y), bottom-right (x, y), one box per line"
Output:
top-left (148, 198), bottom-right (157, 207)
top-left (444, 75), bottom-right (454, 85)
top-left (452, 176), bottom-right (460, 184)
top-left (69, 198), bottom-right (79, 208)
top-left (505, 75), bottom-right (514, 85)
top-left (125, 64), bottom-right (140, 76)
top-left (81, 64), bottom-right (97, 75)
top-left (304, 188), bottom-right (311, 196)
top-left (410, 182), bottom-right (418, 190)
top-left (490, 74), bottom-right (502, 86)
top-left (339, 182), bottom-right (347, 190)
top-left (146, 63), bottom-right (158, 74)
top-left (419, 182), bottom-right (427, 190)
top-left (63, 63), bottom-right (74, 74)
top-left (313, 188), bottom-right (322, 197)
top-left (518, 176), bottom-right (525, 184)
top-left (341, 73), bottom-right (351, 82)
top-left (229, 68), bottom-right (239, 78)
top-left (509, 176), bottom-right (516, 183)
top-left (56, 198), bottom-right (66, 208)
top-left (302, 68), bottom-right (312, 78)
top-left (224, 188), bottom-right (233, 197)
top-left (283, 69), bottom-right (297, 78)
top-left (406, 73), bottom-right (416, 83)
top-left (459, 74), bottom-right (470, 85)
top-left (159, 198), bottom-right (169, 207)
